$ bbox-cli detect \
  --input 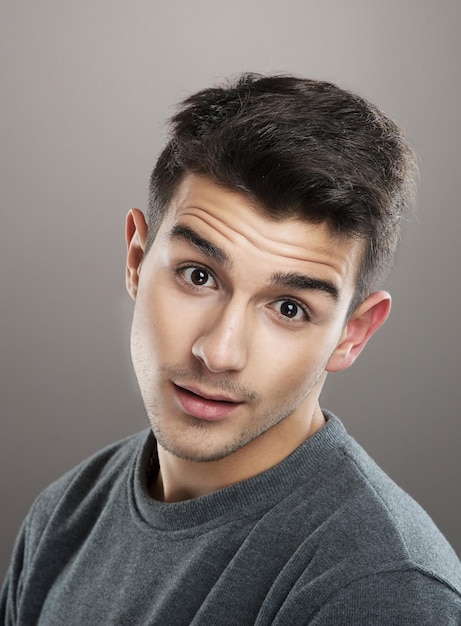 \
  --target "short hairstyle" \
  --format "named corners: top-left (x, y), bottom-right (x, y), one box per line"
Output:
top-left (147, 73), bottom-right (418, 312)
